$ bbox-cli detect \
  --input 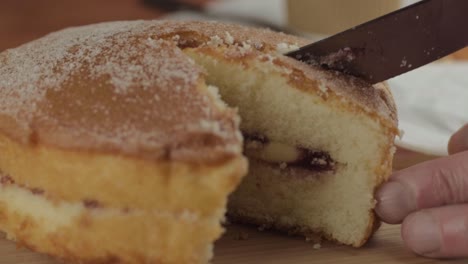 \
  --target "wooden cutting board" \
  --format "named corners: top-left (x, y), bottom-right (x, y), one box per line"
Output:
top-left (1, 224), bottom-right (465, 264)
